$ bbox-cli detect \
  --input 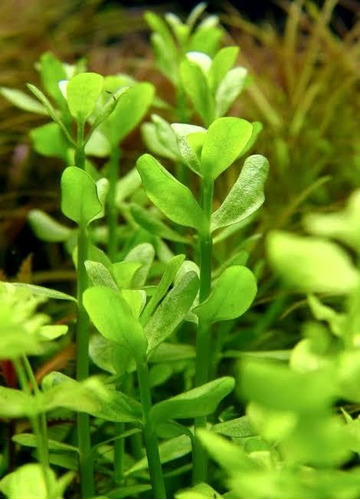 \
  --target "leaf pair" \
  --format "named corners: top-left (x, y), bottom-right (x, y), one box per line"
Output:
top-left (137, 144), bottom-right (268, 233)
top-left (61, 167), bottom-right (108, 227)
top-left (180, 47), bottom-right (248, 125)
top-left (145, 5), bottom-right (222, 84)
top-left (83, 263), bottom-right (199, 361)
